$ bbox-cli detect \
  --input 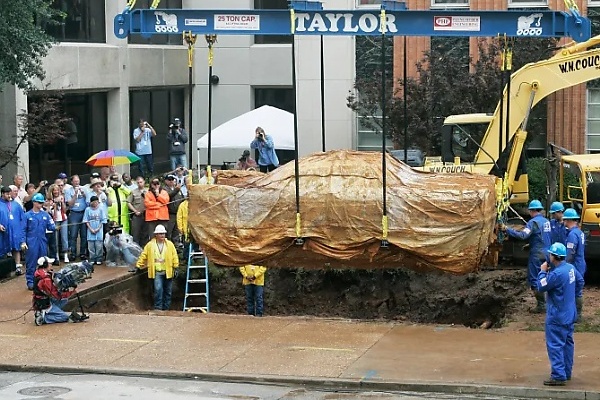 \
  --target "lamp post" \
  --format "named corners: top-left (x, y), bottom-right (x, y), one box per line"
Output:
top-left (183, 31), bottom-right (197, 171)
top-left (205, 34), bottom-right (217, 183)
